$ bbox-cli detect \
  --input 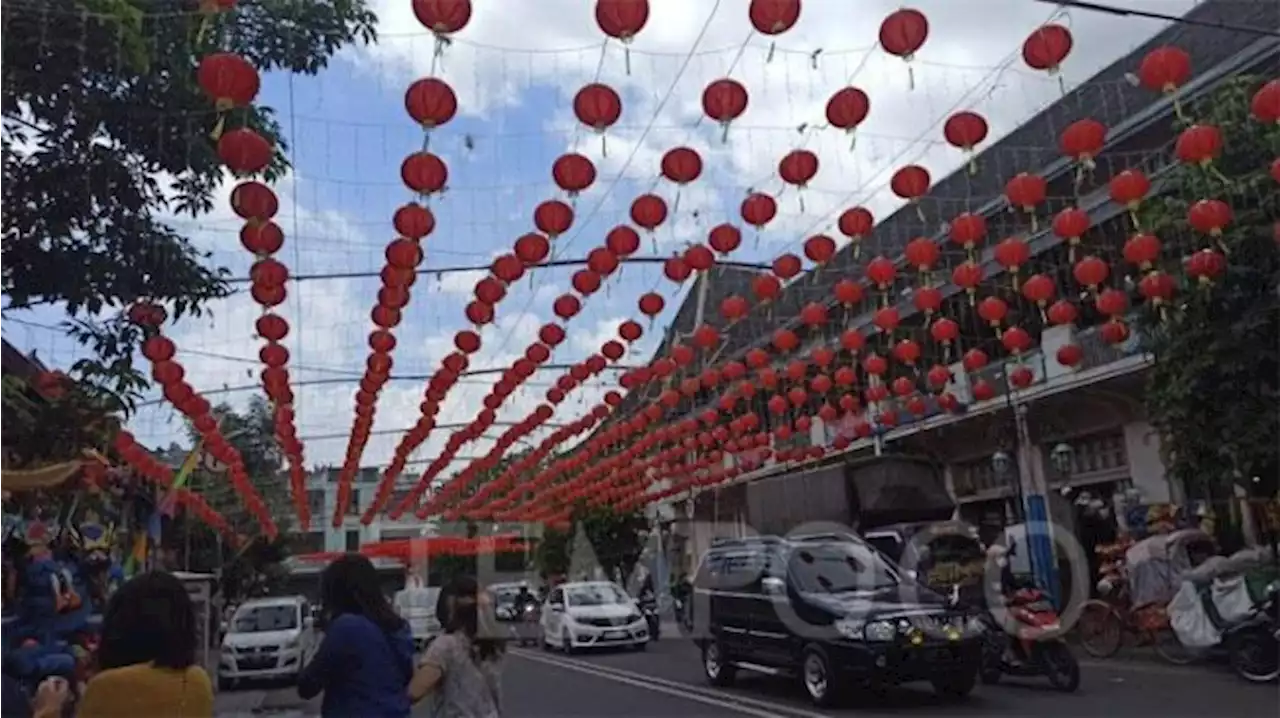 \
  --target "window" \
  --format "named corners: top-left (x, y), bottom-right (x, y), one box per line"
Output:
top-left (548, 588), bottom-right (564, 606)
top-left (787, 543), bottom-right (901, 594)
top-left (707, 550), bottom-right (767, 591)
top-left (233, 604), bottom-right (299, 633)
top-left (308, 489), bottom-right (325, 517)
top-left (346, 488), bottom-right (361, 515)
top-left (345, 530), bottom-right (360, 551)
top-left (565, 584), bottom-right (627, 607)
